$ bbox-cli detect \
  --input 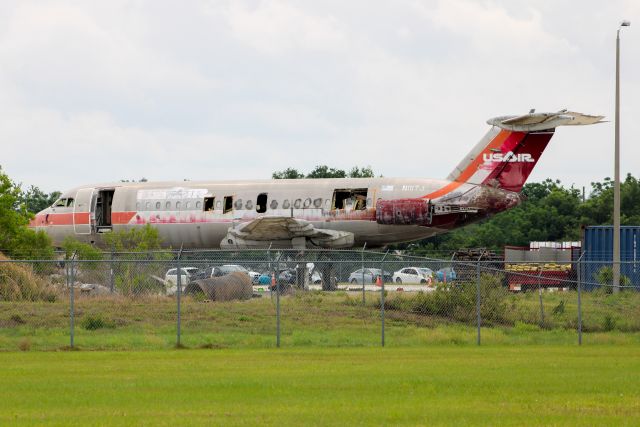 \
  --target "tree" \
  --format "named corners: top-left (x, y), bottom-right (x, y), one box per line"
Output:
top-left (0, 167), bottom-right (53, 259)
top-left (272, 165), bottom-right (375, 179)
top-left (101, 224), bottom-right (168, 295)
top-left (306, 165), bottom-right (347, 179)
top-left (103, 224), bottom-right (164, 251)
top-left (348, 166), bottom-right (375, 178)
top-left (272, 168), bottom-right (305, 179)
top-left (18, 185), bottom-right (61, 214)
